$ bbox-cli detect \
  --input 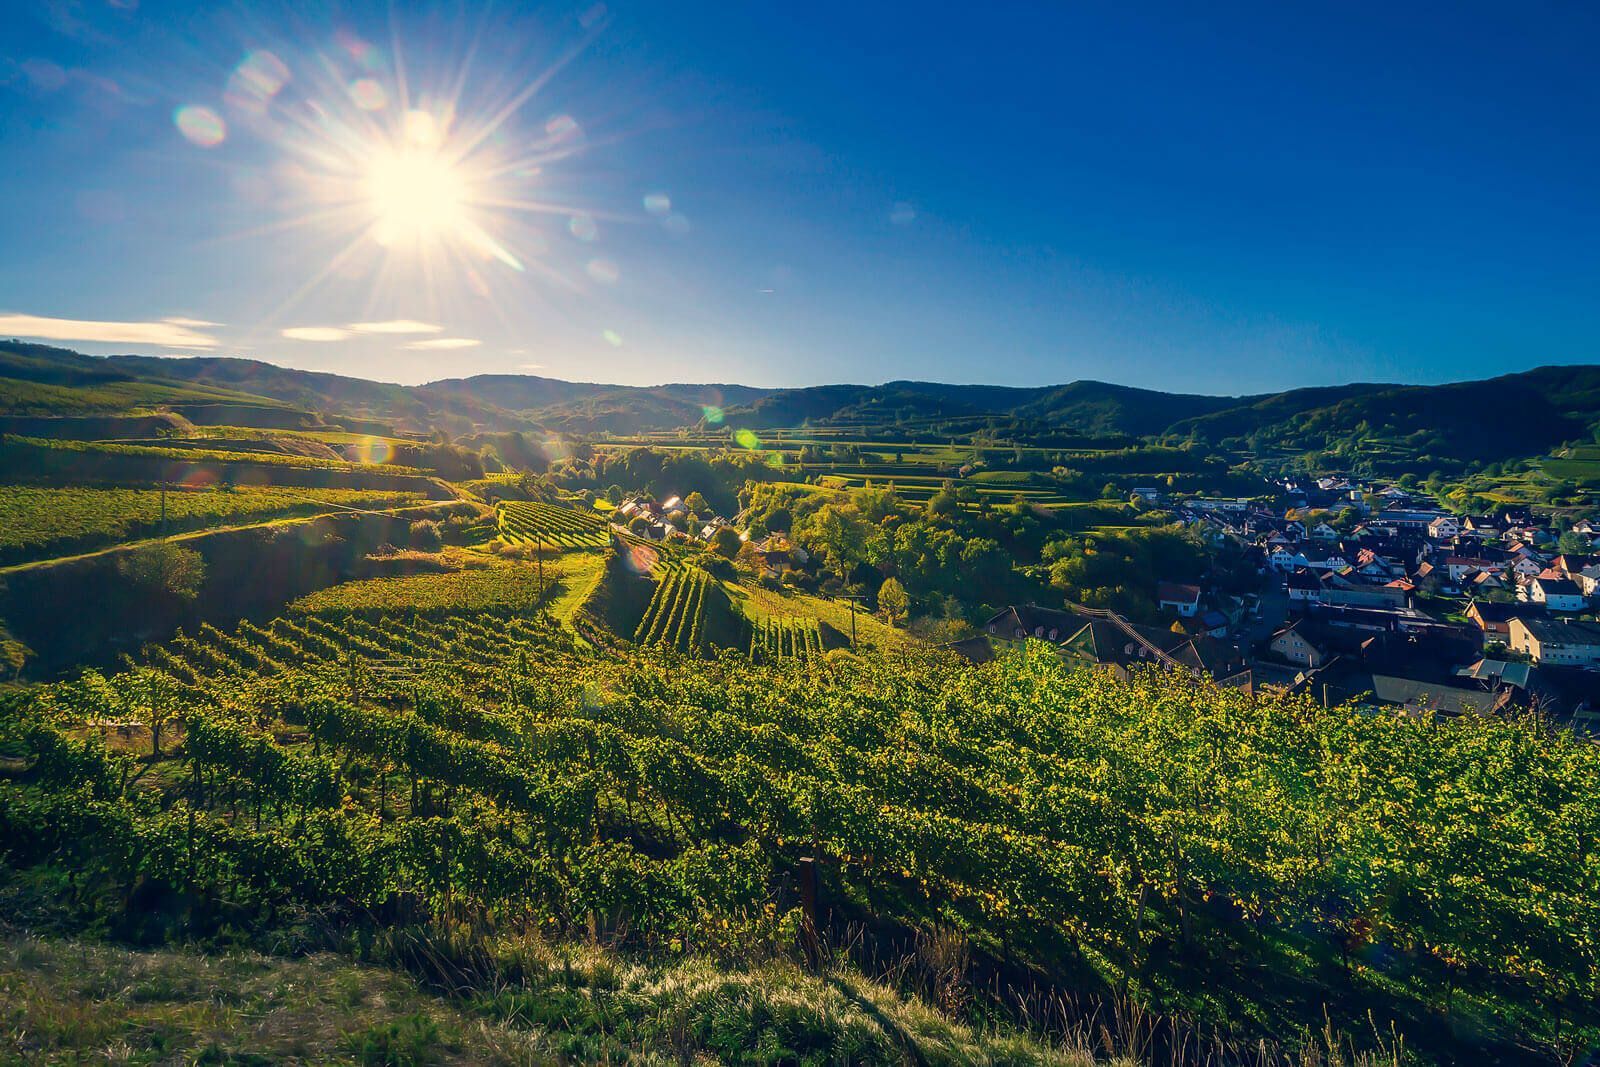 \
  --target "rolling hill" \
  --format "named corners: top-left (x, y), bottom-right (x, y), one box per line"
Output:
top-left (8, 343), bottom-right (1600, 466)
